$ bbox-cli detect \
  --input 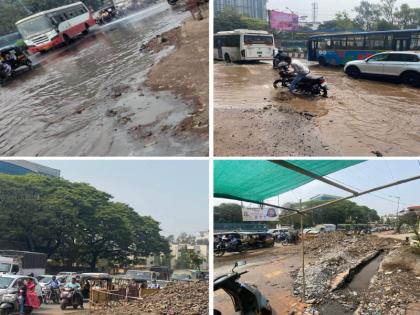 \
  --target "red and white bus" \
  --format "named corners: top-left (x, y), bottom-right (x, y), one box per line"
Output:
top-left (15, 2), bottom-right (96, 54)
